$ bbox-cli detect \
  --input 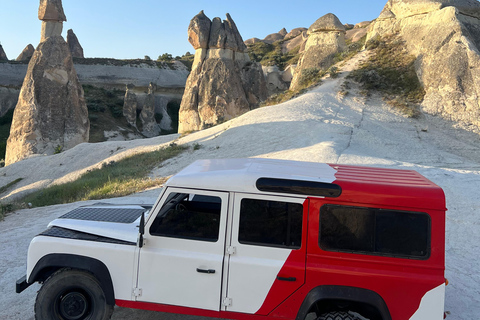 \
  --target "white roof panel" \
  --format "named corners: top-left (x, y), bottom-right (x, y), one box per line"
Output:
top-left (165, 158), bottom-right (337, 194)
